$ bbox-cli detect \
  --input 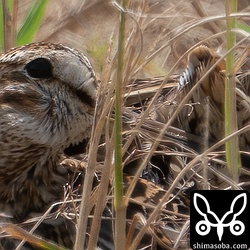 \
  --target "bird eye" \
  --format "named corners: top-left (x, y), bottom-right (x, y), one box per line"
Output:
top-left (25, 58), bottom-right (53, 78)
